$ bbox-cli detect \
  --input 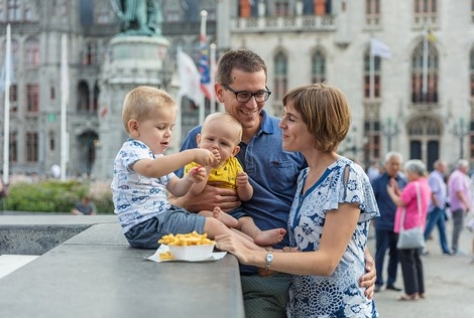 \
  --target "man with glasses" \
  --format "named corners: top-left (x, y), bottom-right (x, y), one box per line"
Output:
top-left (171, 48), bottom-right (376, 317)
